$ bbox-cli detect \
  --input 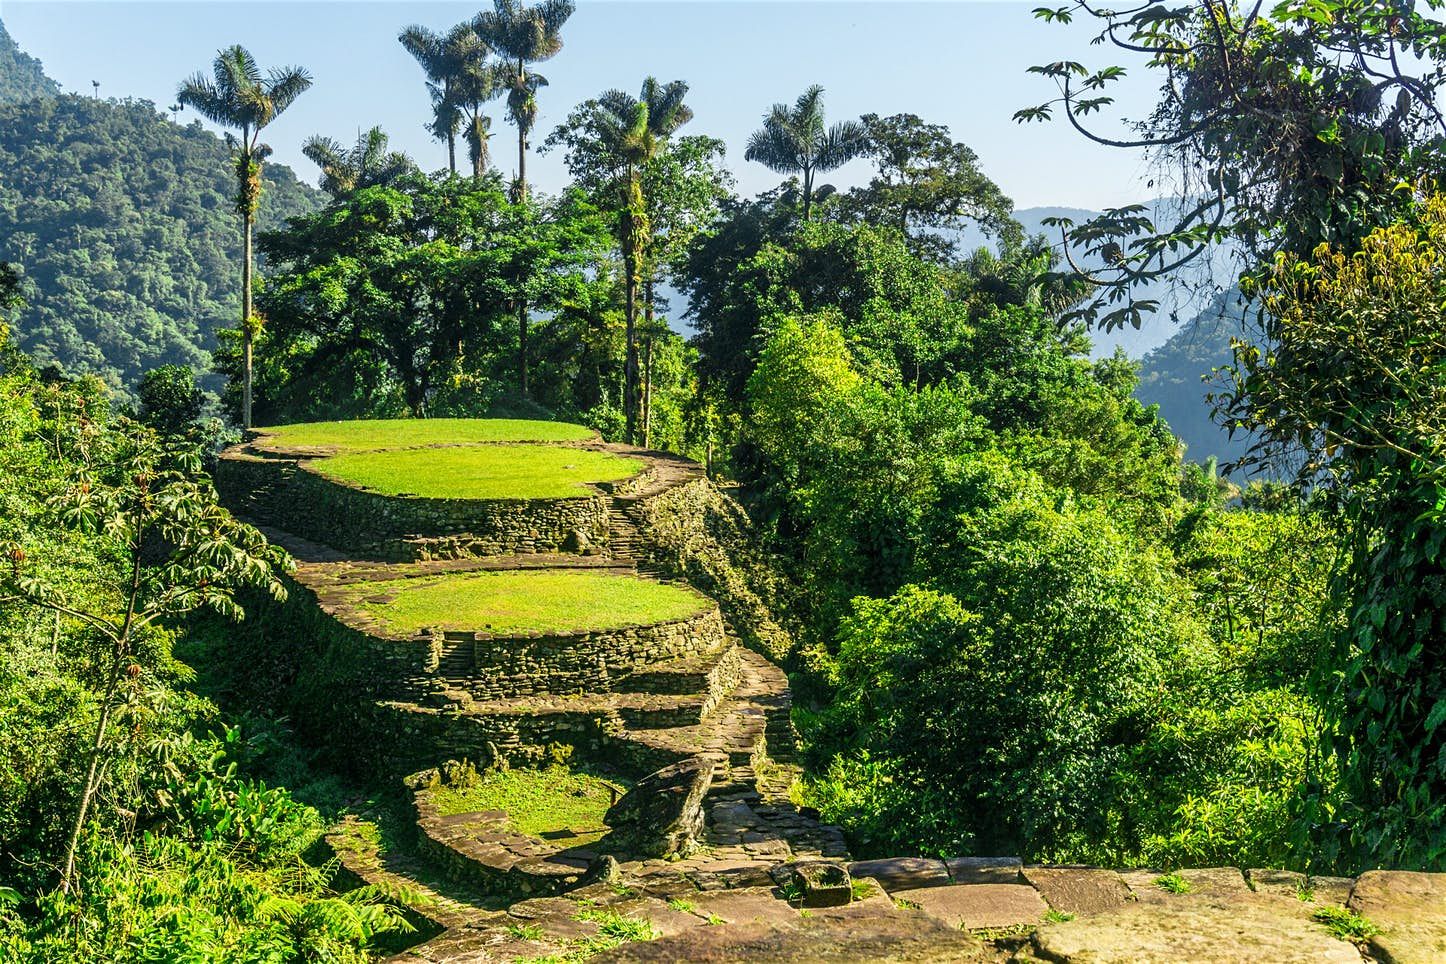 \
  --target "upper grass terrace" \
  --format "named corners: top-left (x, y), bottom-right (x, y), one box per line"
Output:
top-left (247, 418), bottom-right (645, 500)
top-left (252, 418), bottom-right (595, 454)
